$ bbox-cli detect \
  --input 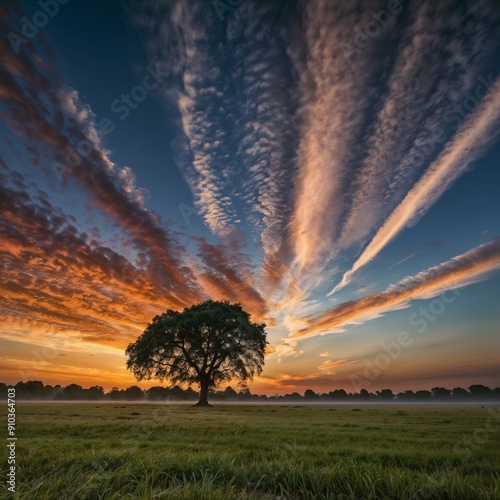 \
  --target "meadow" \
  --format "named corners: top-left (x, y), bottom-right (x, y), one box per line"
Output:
top-left (2, 403), bottom-right (499, 499)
